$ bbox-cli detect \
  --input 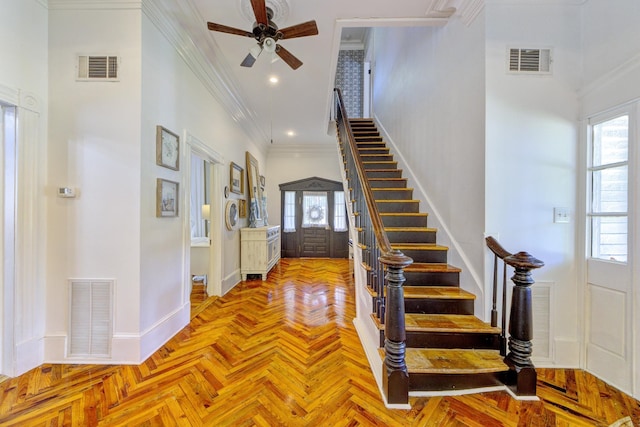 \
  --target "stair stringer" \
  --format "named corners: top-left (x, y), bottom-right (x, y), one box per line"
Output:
top-left (373, 115), bottom-right (487, 320)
